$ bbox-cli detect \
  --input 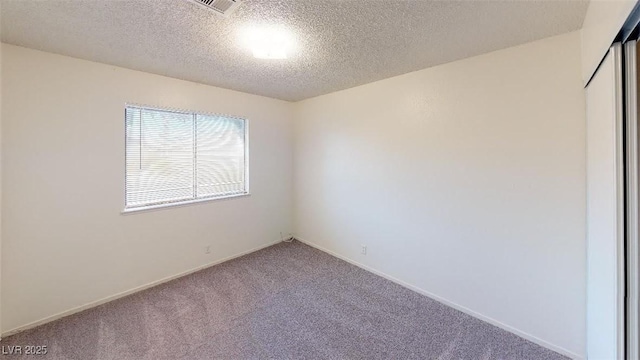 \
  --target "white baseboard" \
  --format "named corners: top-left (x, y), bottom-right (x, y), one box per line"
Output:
top-left (2, 239), bottom-right (283, 338)
top-left (294, 236), bottom-right (583, 360)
